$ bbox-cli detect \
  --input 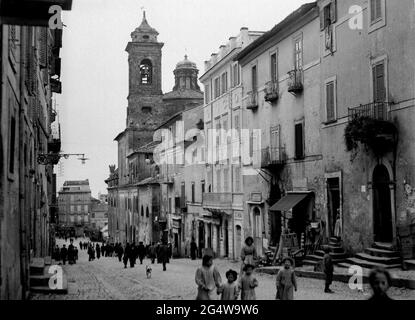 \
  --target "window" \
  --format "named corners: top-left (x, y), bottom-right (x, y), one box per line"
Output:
top-left (232, 63), bottom-right (240, 87)
top-left (325, 78), bottom-right (337, 122)
top-left (201, 180), bottom-right (205, 194)
top-left (146, 207), bottom-right (149, 218)
top-left (370, 0), bottom-right (382, 23)
top-left (234, 166), bottom-right (241, 193)
top-left (140, 59), bottom-right (152, 84)
top-left (191, 183), bottom-right (195, 203)
top-left (214, 77), bottom-right (221, 99)
top-left (223, 167), bottom-right (229, 192)
top-left (216, 170), bottom-right (221, 192)
top-left (373, 62), bottom-right (386, 102)
top-left (221, 72), bottom-right (228, 95)
top-left (294, 38), bottom-right (303, 70)
top-left (8, 116), bottom-right (16, 174)
top-left (205, 84), bottom-right (210, 103)
top-left (294, 122), bottom-right (305, 160)
top-left (320, 0), bottom-right (337, 30)
top-left (142, 106), bottom-right (152, 114)
top-left (70, 216), bottom-right (75, 223)
top-left (70, 205), bottom-right (74, 213)
top-left (251, 65), bottom-right (257, 92)
top-left (270, 53), bottom-right (277, 82)
top-left (141, 205), bottom-right (144, 216)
